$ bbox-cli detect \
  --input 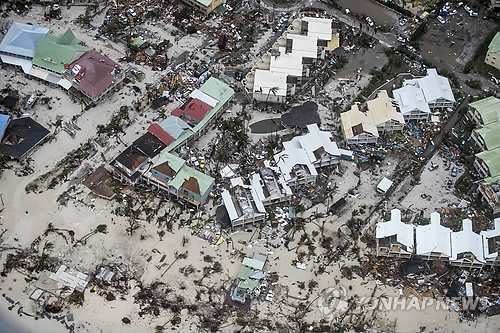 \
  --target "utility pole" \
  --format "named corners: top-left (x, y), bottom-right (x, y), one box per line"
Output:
top-left (0, 193), bottom-right (4, 207)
